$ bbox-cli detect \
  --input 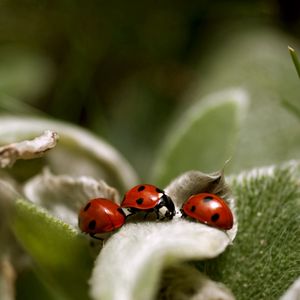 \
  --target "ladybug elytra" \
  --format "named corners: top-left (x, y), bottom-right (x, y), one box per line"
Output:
top-left (78, 198), bottom-right (126, 238)
top-left (121, 184), bottom-right (176, 220)
top-left (181, 193), bottom-right (233, 230)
